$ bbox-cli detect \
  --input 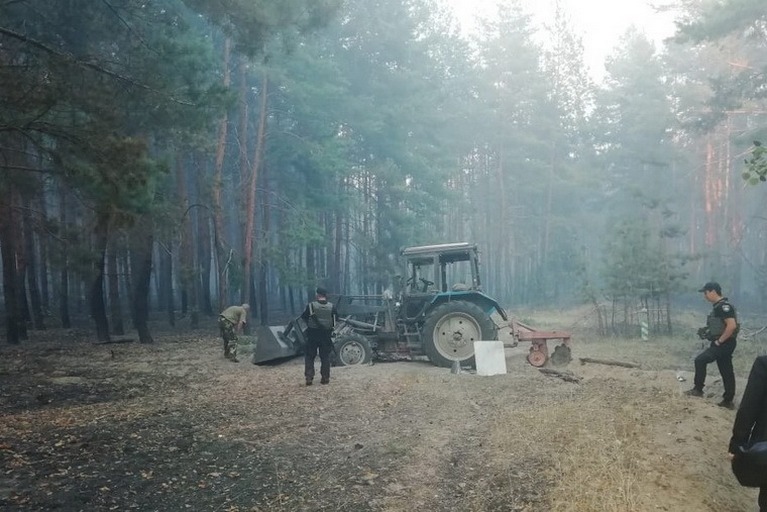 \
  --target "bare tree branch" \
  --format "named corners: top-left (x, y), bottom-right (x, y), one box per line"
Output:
top-left (0, 26), bottom-right (194, 106)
